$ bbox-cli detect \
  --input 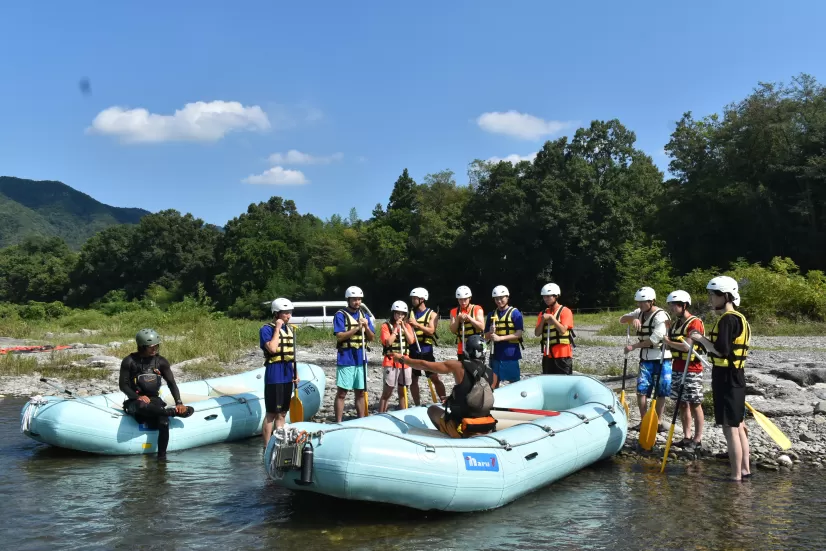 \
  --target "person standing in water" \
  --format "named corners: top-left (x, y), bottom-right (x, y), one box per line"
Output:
top-left (690, 276), bottom-right (752, 481)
